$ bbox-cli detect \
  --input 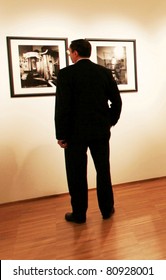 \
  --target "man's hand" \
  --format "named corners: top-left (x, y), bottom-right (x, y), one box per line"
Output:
top-left (57, 140), bottom-right (68, 149)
